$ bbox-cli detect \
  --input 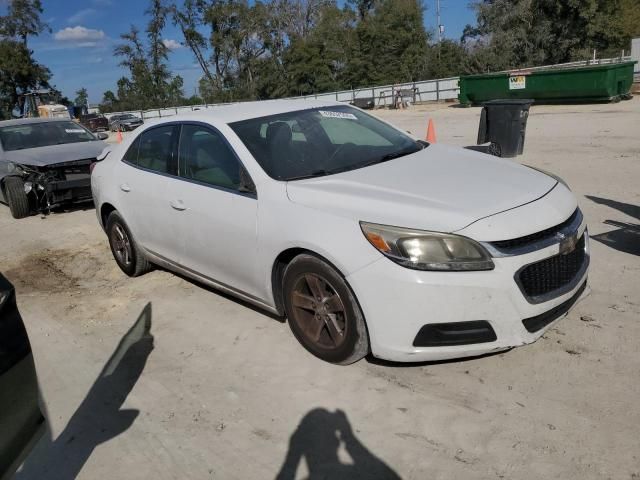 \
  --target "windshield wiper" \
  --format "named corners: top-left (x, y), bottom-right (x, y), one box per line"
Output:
top-left (285, 170), bottom-right (332, 181)
top-left (360, 146), bottom-right (421, 168)
top-left (285, 143), bottom-right (423, 181)
top-left (286, 163), bottom-right (357, 181)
